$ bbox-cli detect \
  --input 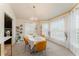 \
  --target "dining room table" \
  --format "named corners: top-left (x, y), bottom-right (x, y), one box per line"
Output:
top-left (26, 35), bottom-right (46, 50)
